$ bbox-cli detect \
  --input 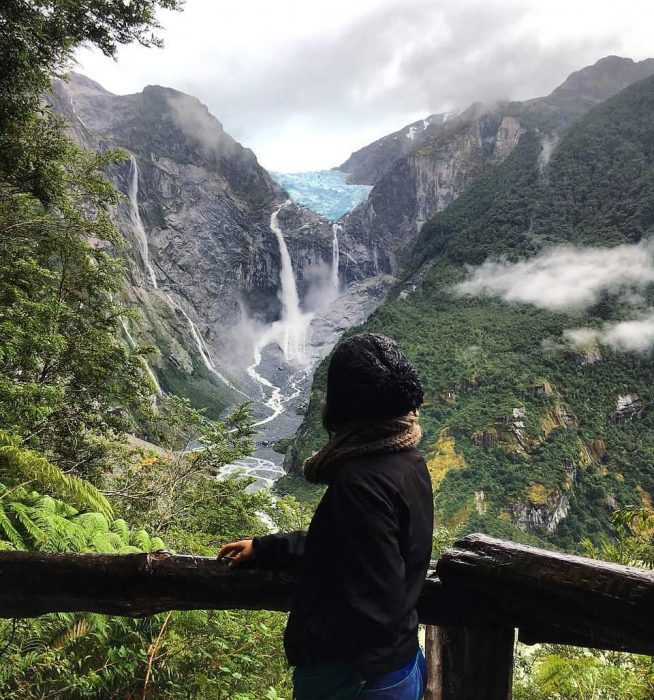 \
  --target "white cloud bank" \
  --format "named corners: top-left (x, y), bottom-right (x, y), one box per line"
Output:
top-left (565, 316), bottom-right (654, 354)
top-left (457, 241), bottom-right (654, 353)
top-left (455, 241), bottom-right (654, 311)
